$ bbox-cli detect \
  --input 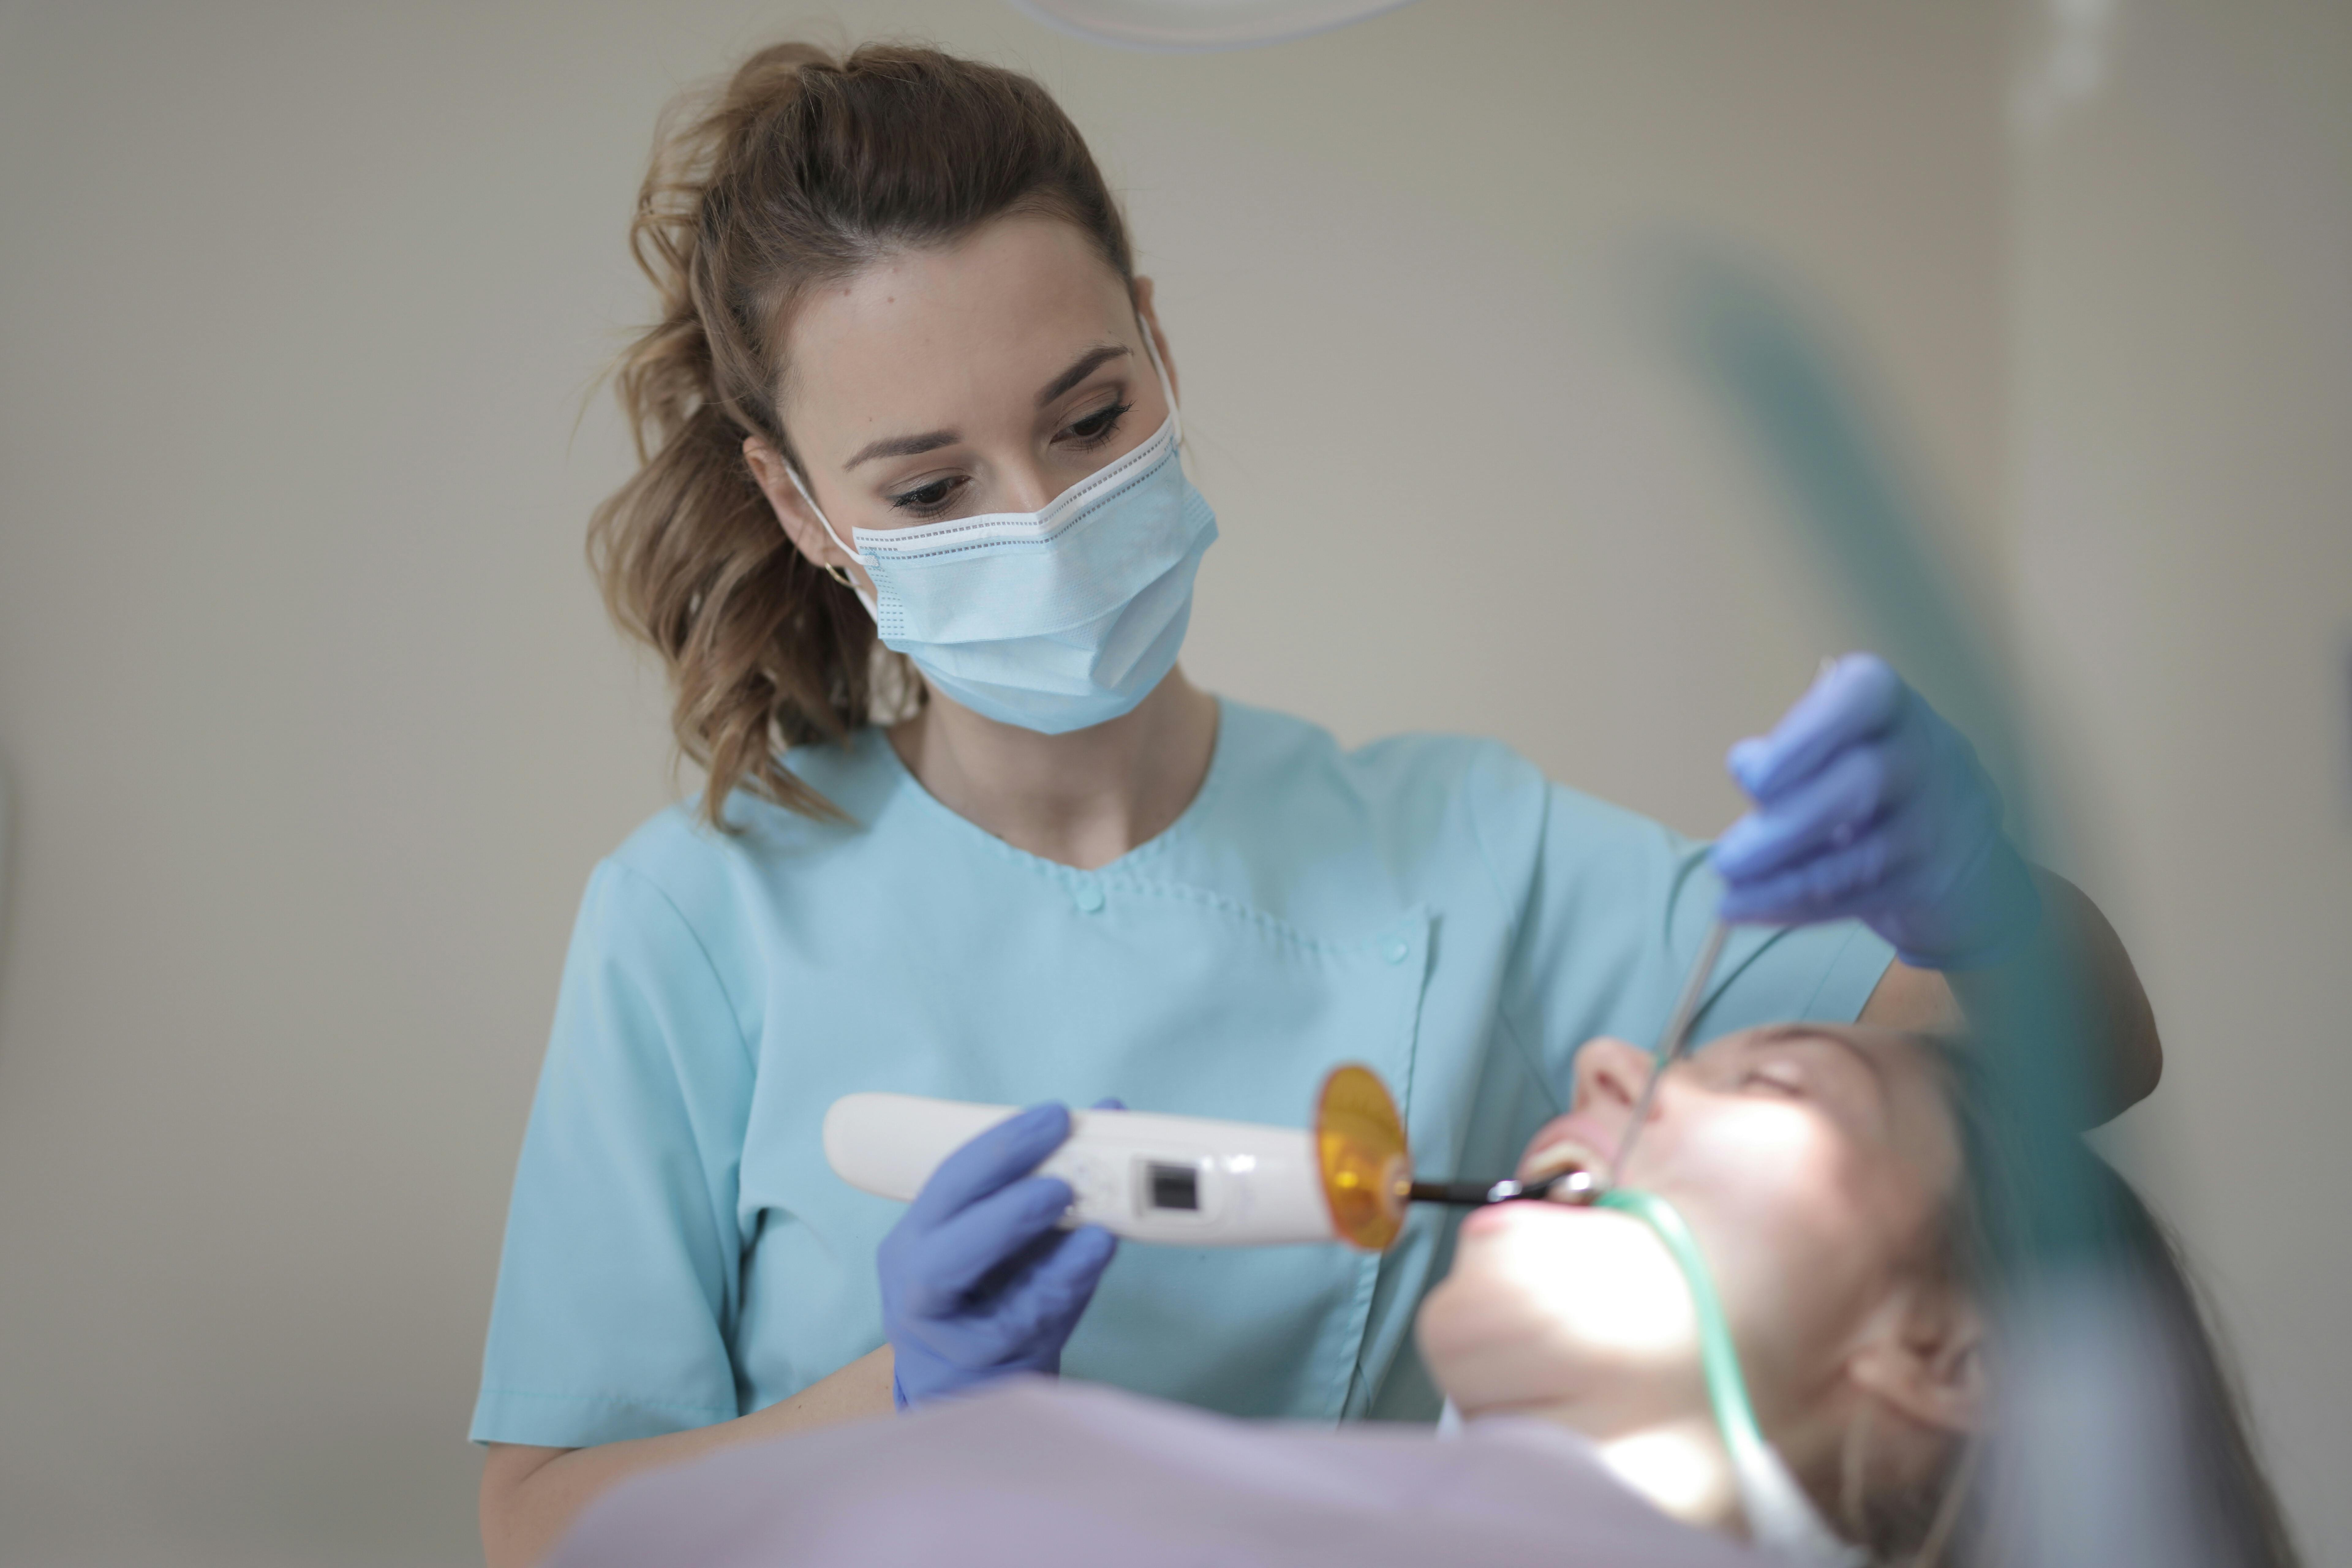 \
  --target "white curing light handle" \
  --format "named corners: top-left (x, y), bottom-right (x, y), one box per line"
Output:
top-left (822, 1091), bottom-right (1338, 1247)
